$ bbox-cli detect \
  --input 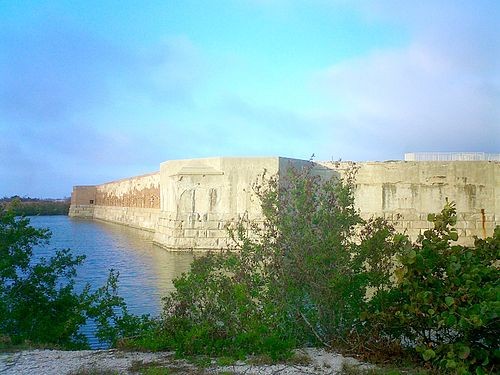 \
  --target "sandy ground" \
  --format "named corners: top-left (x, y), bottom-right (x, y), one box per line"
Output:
top-left (0, 347), bottom-right (375, 374)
